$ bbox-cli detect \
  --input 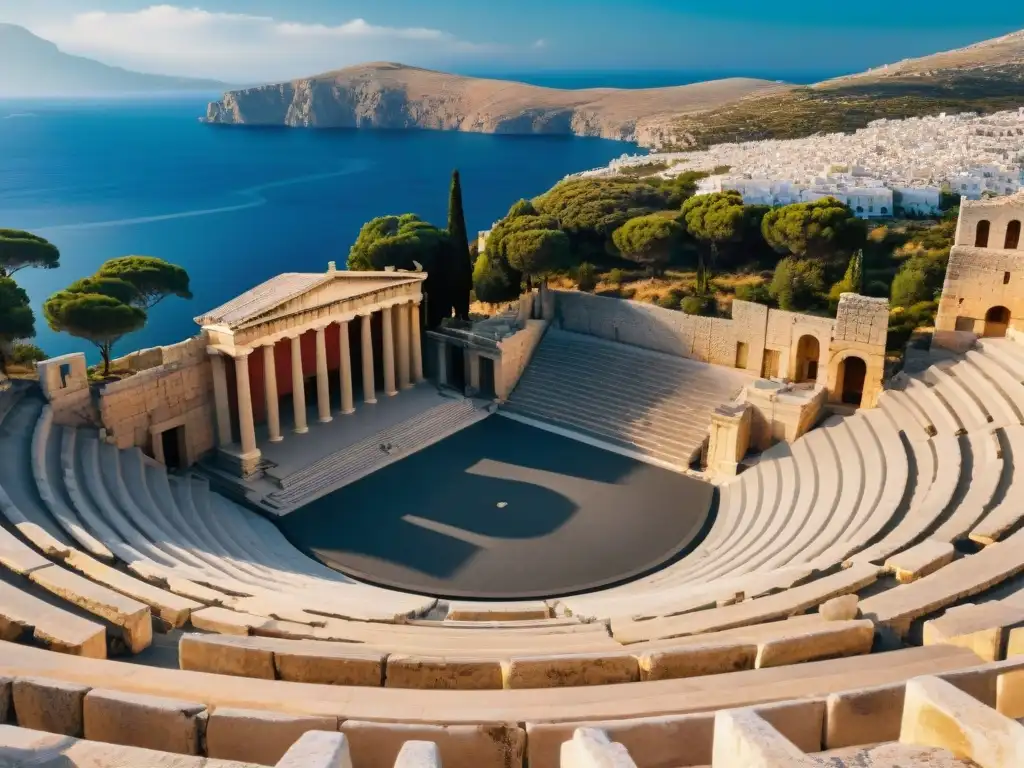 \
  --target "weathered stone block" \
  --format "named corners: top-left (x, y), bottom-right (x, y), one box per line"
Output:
top-left (503, 653), bottom-right (639, 689)
top-left (12, 677), bottom-right (91, 736)
top-left (385, 655), bottom-right (502, 690)
top-left (824, 683), bottom-right (904, 750)
top-left (83, 689), bottom-right (207, 755)
top-left (341, 721), bottom-right (524, 768)
top-left (276, 731), bottom-right (354, 768)
top-left (206, 707), bottom-right (338, 764)
top-left (178, 634), bottom-right (275, 679)
top-left (819, 594), bottom-right (860, 621)
top-left (901, 675), bottom-right (1024, 766)
top-left (635, 642), bottom-right (756, 681)
top-left (275, 646), bottom-right (384, 687)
